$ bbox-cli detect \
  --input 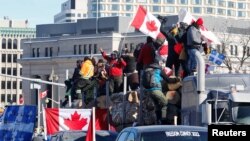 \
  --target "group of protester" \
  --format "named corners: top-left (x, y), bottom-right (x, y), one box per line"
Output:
top-left (64, 16), bottom-right (209, 125)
